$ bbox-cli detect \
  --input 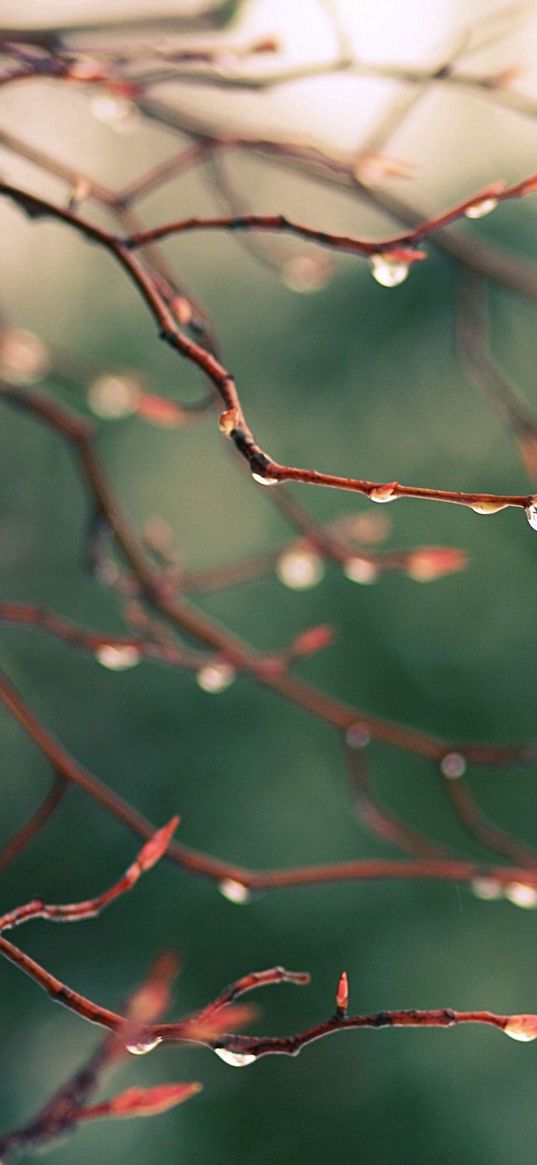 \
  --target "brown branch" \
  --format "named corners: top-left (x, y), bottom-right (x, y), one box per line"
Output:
top-left (0, 383), bottom-right (530, 767)
top-left (121, 171), bottom-right (537, 258)
top-left (1, 183), bottom-right (537, 521)
top-left (0, 777), bottom-right (66, 872)
top-left (2, 668), bottom-right (537, 894)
